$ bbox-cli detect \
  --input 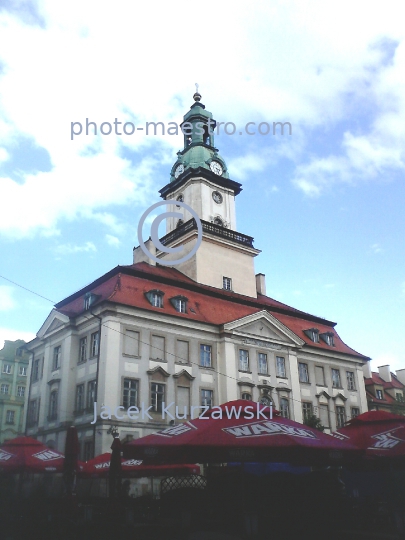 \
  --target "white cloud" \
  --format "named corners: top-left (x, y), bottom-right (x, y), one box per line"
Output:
top-left (54, 241), bottom-right (96, 255)
top-left (0, 286), bottom-right (16, 311)
top-left (371, 243), bottom-right (383, 254)
top-left (105, 234), bottom-right (121, 248)
top-left (0, 0), bottom-right (403, 236)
